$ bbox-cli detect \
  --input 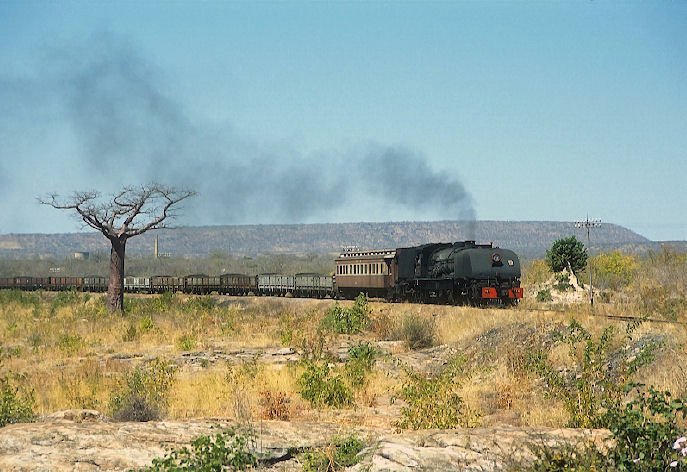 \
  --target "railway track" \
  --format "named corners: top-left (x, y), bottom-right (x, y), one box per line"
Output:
top-left (520, 306), bottom-right (687, 326)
